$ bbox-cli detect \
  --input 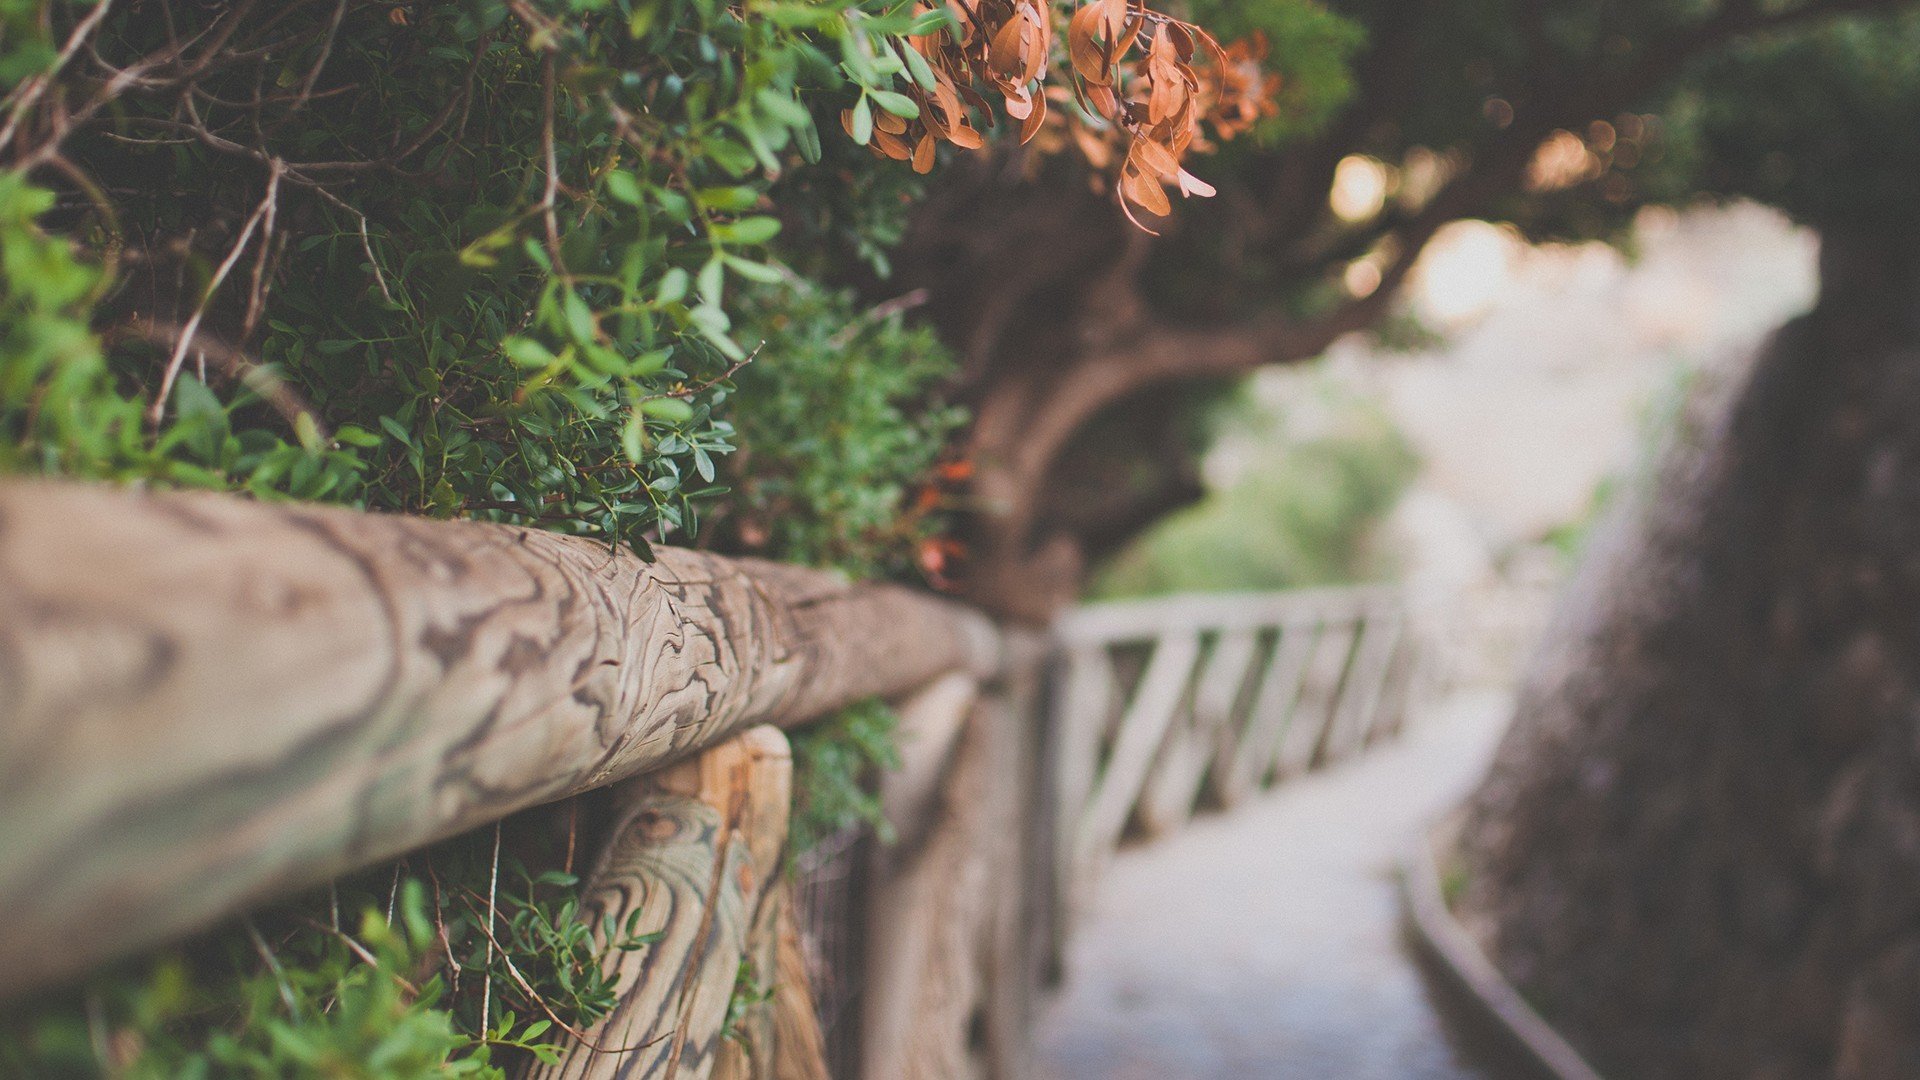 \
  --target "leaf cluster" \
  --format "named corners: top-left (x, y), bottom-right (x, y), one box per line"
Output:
top-left (0, 824), bottom-right (658, 1077)
top-left (788, 697), bottom-right (905, 858)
